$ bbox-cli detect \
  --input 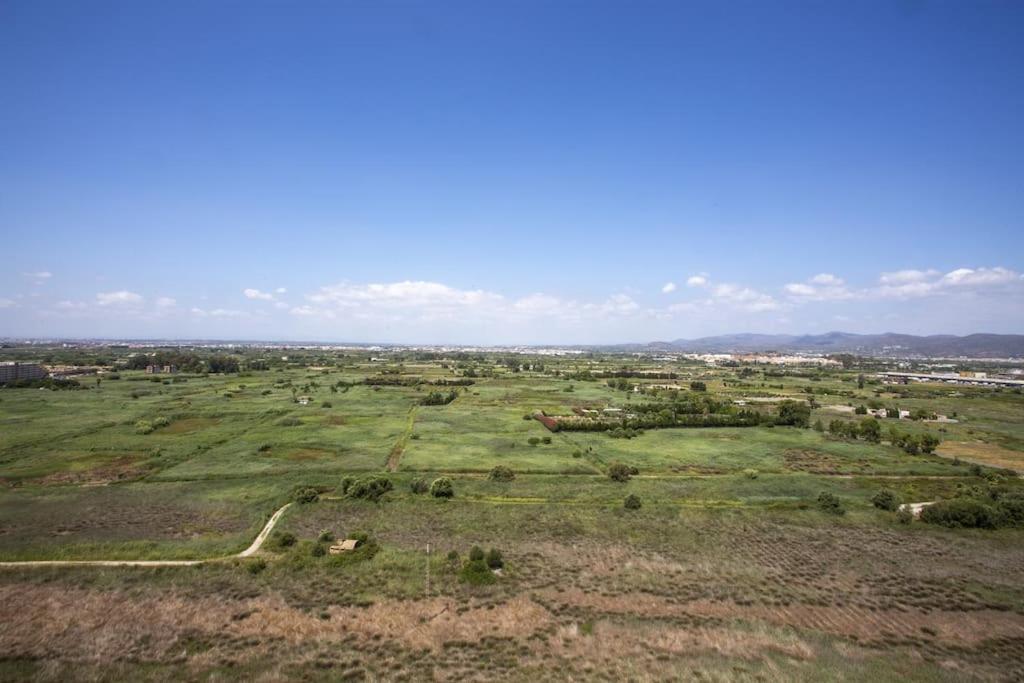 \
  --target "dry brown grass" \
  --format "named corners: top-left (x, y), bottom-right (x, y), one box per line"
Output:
top-left (936, 441), bottom-right (1024, 472)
